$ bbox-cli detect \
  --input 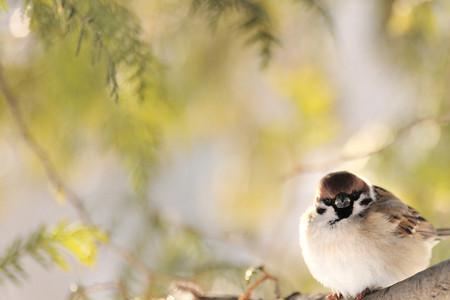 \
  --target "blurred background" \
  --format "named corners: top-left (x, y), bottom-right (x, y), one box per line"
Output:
top-left (0, 0), bottom-right (449, 299)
